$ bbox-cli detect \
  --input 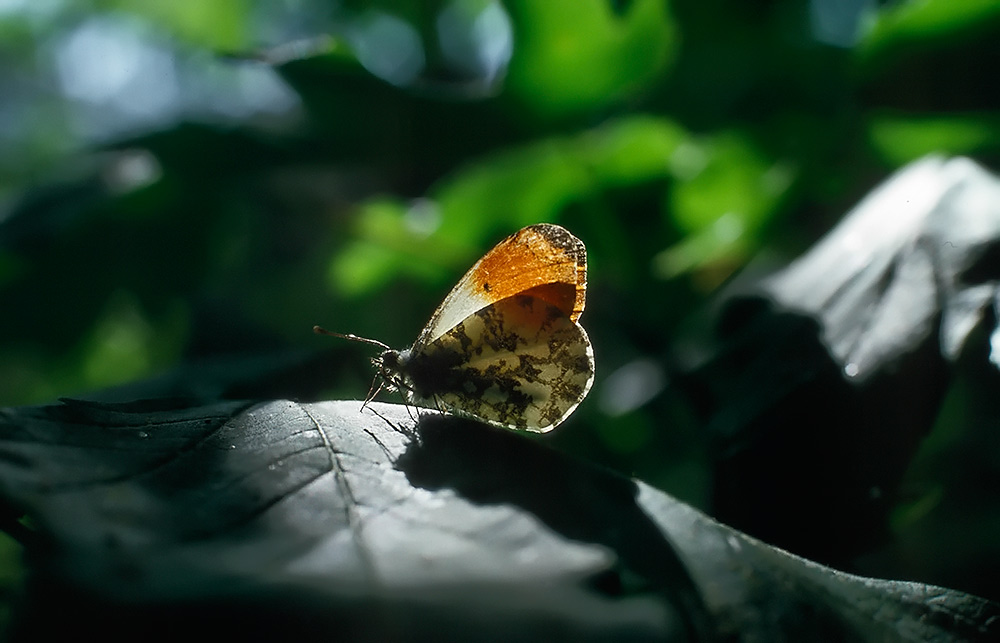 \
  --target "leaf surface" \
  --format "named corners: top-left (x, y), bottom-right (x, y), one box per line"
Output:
top-left (1, 397), bottom-right (997, 640)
